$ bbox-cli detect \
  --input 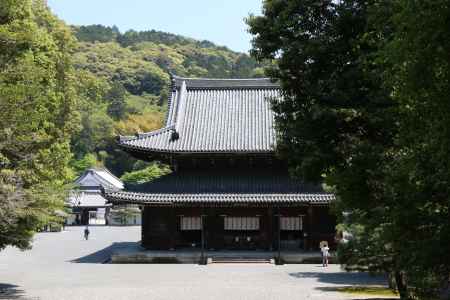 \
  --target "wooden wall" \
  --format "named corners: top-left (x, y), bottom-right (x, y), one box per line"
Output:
top-left (141, 205), bottom-right (336, 251)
